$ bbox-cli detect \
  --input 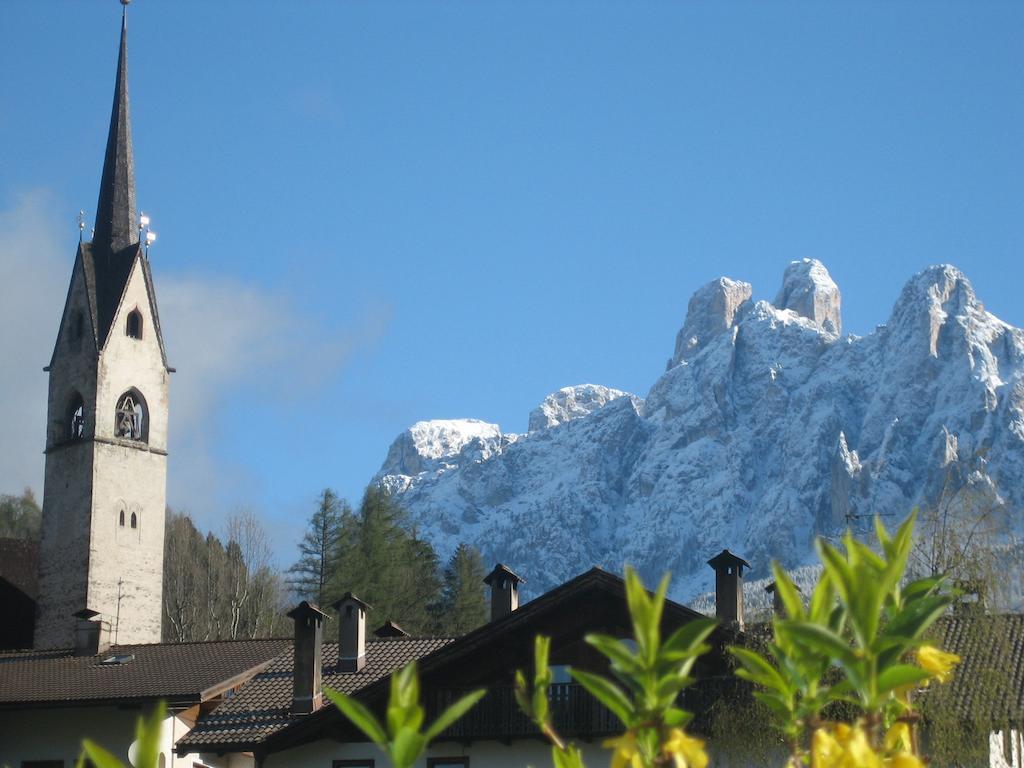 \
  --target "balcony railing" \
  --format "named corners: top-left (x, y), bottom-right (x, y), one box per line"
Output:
top-left (428, 678), bottom-right (749, 742)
